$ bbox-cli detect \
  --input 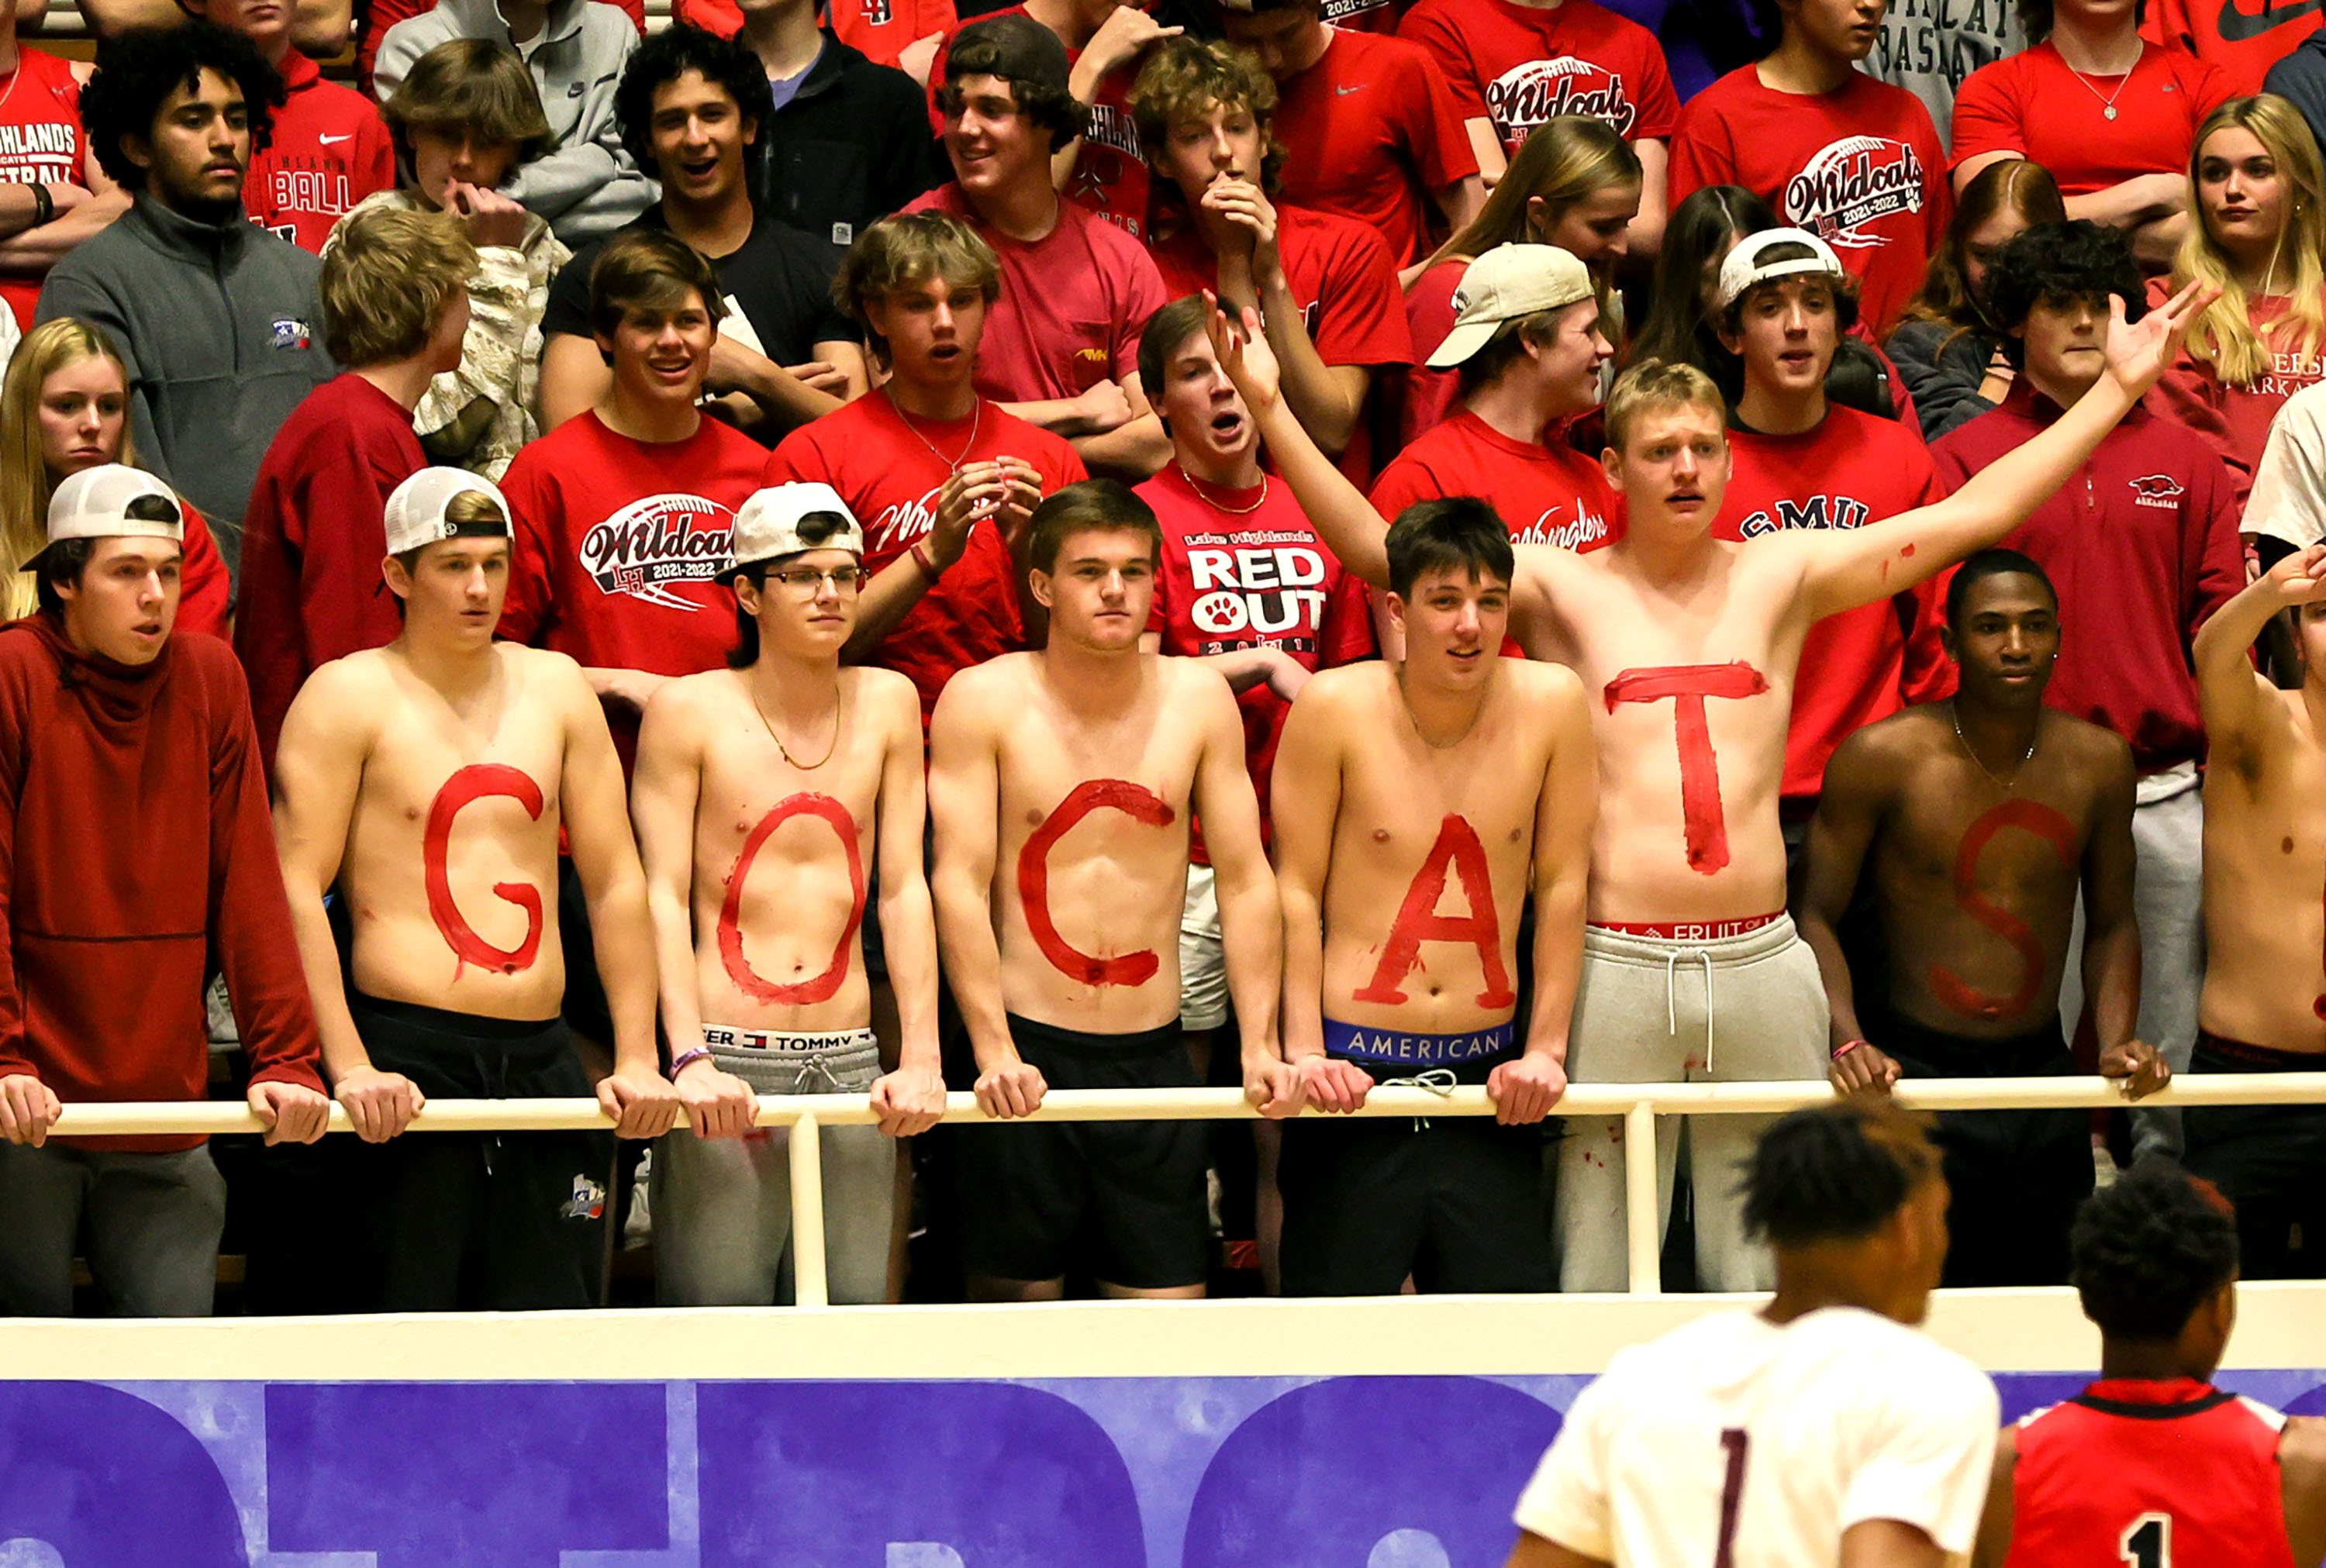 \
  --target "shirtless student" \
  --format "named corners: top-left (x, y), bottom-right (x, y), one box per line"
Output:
top-left (1268, 499), bottom-right (1593, 1295)
top-left (630, 484), bottom-right (948, 1307)
top-left (2184, 543), bottom-right (2326, 1278)
top-left (1209, 271), bottom-right (2206, 1291)
top-left (928, 478), bottom-right (1292, 1301)
top-left (1799, 550), bottom-right (2166, 1288)
top-left (273, 469), bottom-right (681, 1312)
